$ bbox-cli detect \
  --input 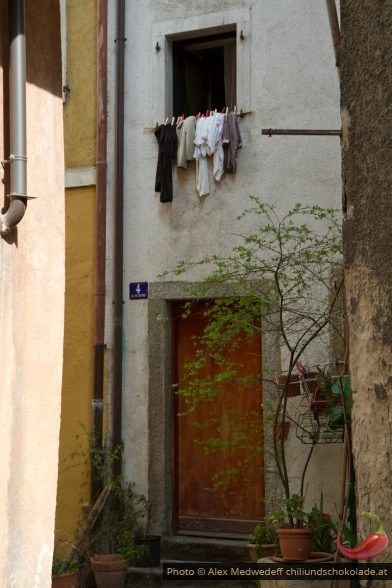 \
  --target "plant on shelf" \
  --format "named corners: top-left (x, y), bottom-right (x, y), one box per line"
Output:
top-left (277, 372), bottom-right (302, 397)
